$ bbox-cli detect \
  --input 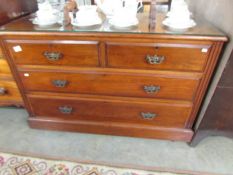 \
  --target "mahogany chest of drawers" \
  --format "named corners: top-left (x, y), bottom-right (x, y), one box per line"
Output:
top-left (0, 14), bottom-right (227, 142)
